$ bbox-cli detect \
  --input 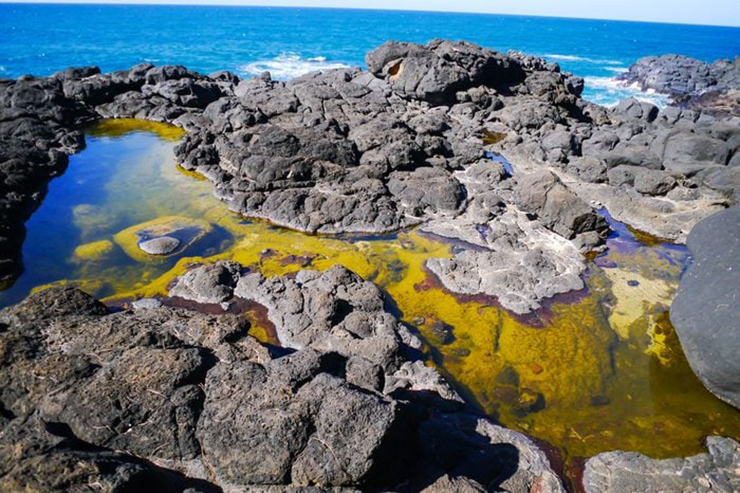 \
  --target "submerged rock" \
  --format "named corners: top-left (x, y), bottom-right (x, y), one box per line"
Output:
top-left (72, 239), bottom-right (115, 262)
top-left (670, 207), bottom-right (740, 408)
top-left (113, 215), bottom-right (212, 263)
top-left (583, 437), bottom-right (740, 492)
top-left (138, 235), bottom-right (180, 255)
